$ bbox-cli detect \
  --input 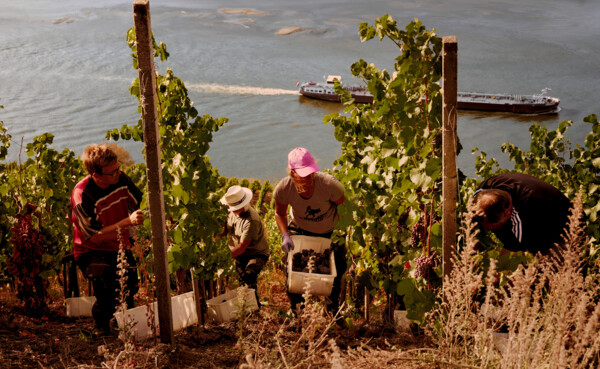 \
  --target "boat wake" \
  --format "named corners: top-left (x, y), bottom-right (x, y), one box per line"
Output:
top-left (186, 83), bottom-right (299, 96)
